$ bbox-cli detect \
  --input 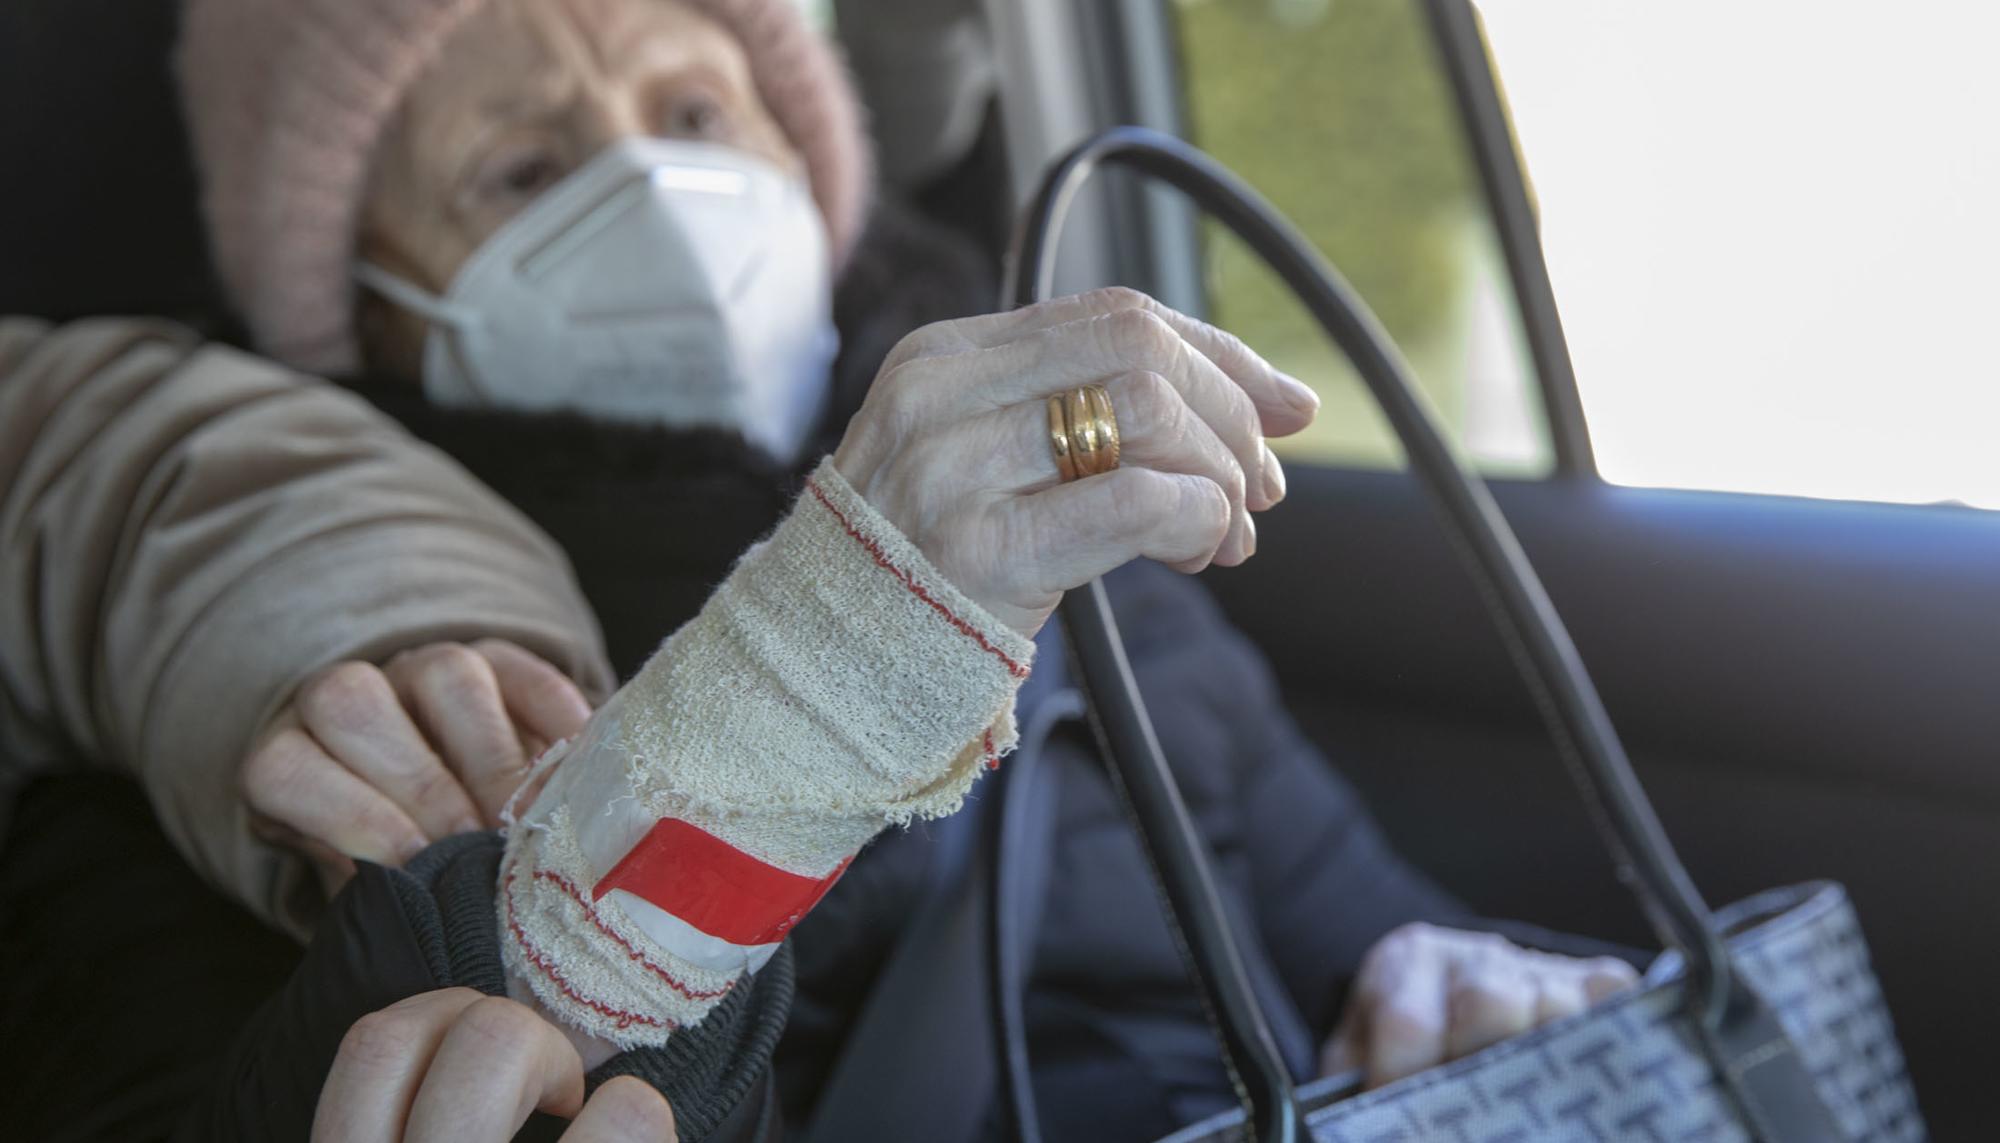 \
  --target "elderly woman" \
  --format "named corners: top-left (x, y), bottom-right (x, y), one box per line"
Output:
top-left (0, 0), bottom-right (1638, 1139)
